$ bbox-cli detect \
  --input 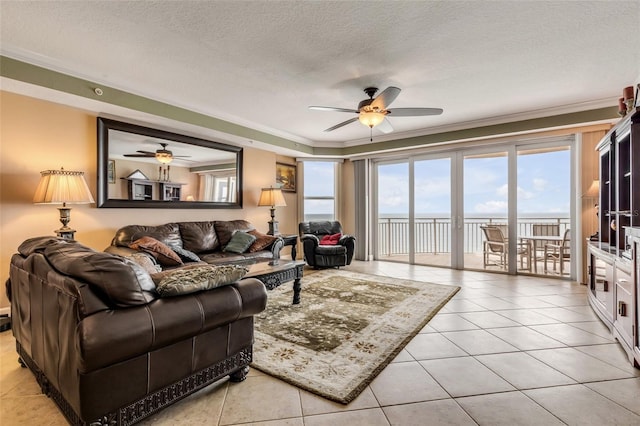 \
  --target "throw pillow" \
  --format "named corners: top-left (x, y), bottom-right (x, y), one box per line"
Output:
top-left (247, 230), bottom-right (278, 252)
top-left (320, 233), bottom-right (342, 245)
top-left (129, 236), bottom-right (183, 267)
top-left (155, 264), bottom-right (249, 297)
top-left (129, 252), bottom-right (162, 274)
top-left (168, 244), bottom-right (202, 263)
top-left (122, 257), bottom-right (158, 293)
top-left (223, 231), bottom-right (256, 254)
